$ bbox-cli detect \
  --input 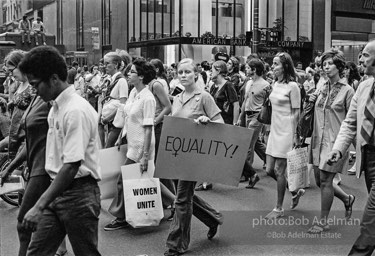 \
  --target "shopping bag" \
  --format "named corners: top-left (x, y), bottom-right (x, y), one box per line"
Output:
top-left (0, 175), bottom-right (24, 195)
top-left (286, 147), bottom-right (308, 192)
top-left (98, 145), bottom-right (127, 199)
top-left (122, 162), bottom-right (163, 228)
